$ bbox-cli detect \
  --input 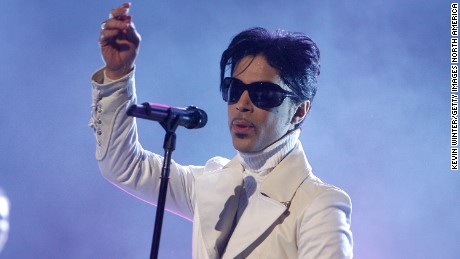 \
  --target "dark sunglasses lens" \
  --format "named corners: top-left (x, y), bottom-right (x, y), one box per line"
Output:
top-left (221, 78), bottom-right (233, 102)
top-left (226, 87), bottom-right (240, 104)
top-left (250, 88), bottom-right (285, 108)
top-left (222, 78), bottom-right (290, 109)
top-left (222, 78), bottom-right (242, 103)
